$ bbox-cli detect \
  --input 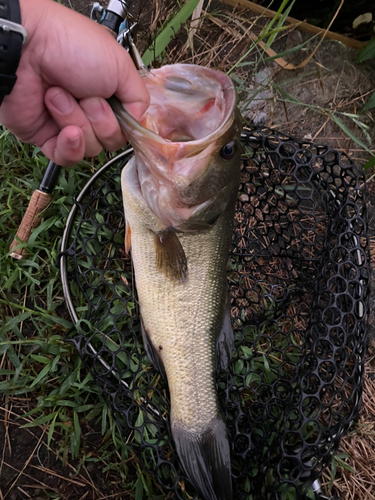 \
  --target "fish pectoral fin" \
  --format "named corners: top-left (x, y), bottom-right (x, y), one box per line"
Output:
top-left (125, 222), bottom-right (131, 254)
top-left (172, 416), bottom-right (233, 500)
top-left (140, 316), bottom-right (166, 377)
top-left (154, 230), bottom-right (188, 282)
top-left (216, 298), bottom-right (234, 372)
